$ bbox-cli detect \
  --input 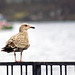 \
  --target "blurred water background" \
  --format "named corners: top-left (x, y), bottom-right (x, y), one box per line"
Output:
top-left (0, 22), bottom-right (75, 62)
top-left (0, 22), bottom-right (75, 75)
